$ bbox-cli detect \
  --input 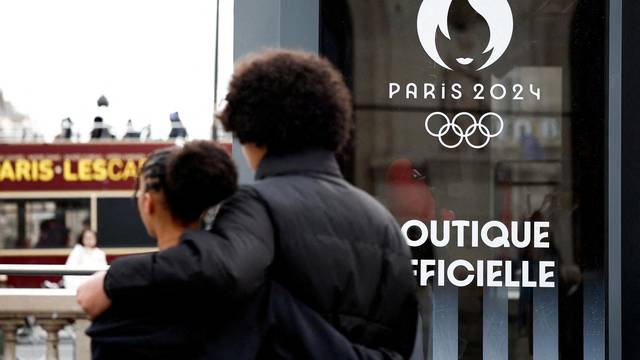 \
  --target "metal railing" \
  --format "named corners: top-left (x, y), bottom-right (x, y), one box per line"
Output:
top-left (0, 265), bottom-right (109, 277)
top-left (0, 265), bottom-right (106, 360)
